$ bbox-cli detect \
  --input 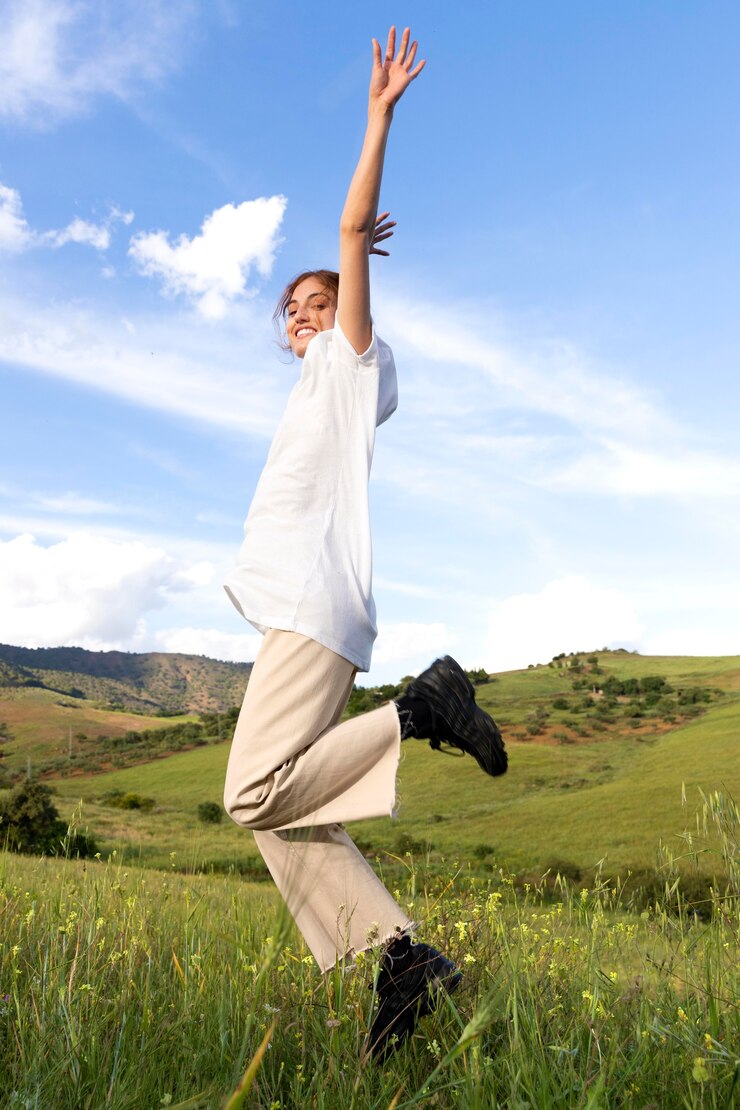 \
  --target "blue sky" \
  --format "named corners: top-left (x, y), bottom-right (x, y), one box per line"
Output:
top-left (1, 0), bottom-right (739, 683)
